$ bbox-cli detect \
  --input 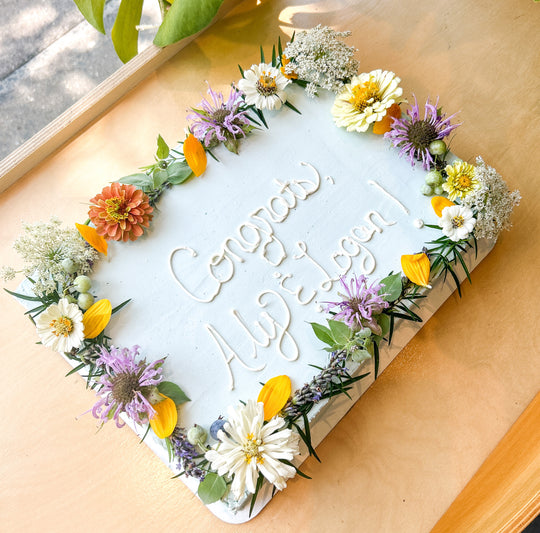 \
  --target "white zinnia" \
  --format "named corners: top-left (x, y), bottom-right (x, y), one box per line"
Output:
top-left (205, 399), bottom-right (300, 498)
top-left (36, 298), bottom-right (85, 353)
top-left (331, 69), bottom-right (403, 132)
top-left (237, 63), bottom-right (290, 111)
top-left (439, 204), bottom-right (476, 242)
